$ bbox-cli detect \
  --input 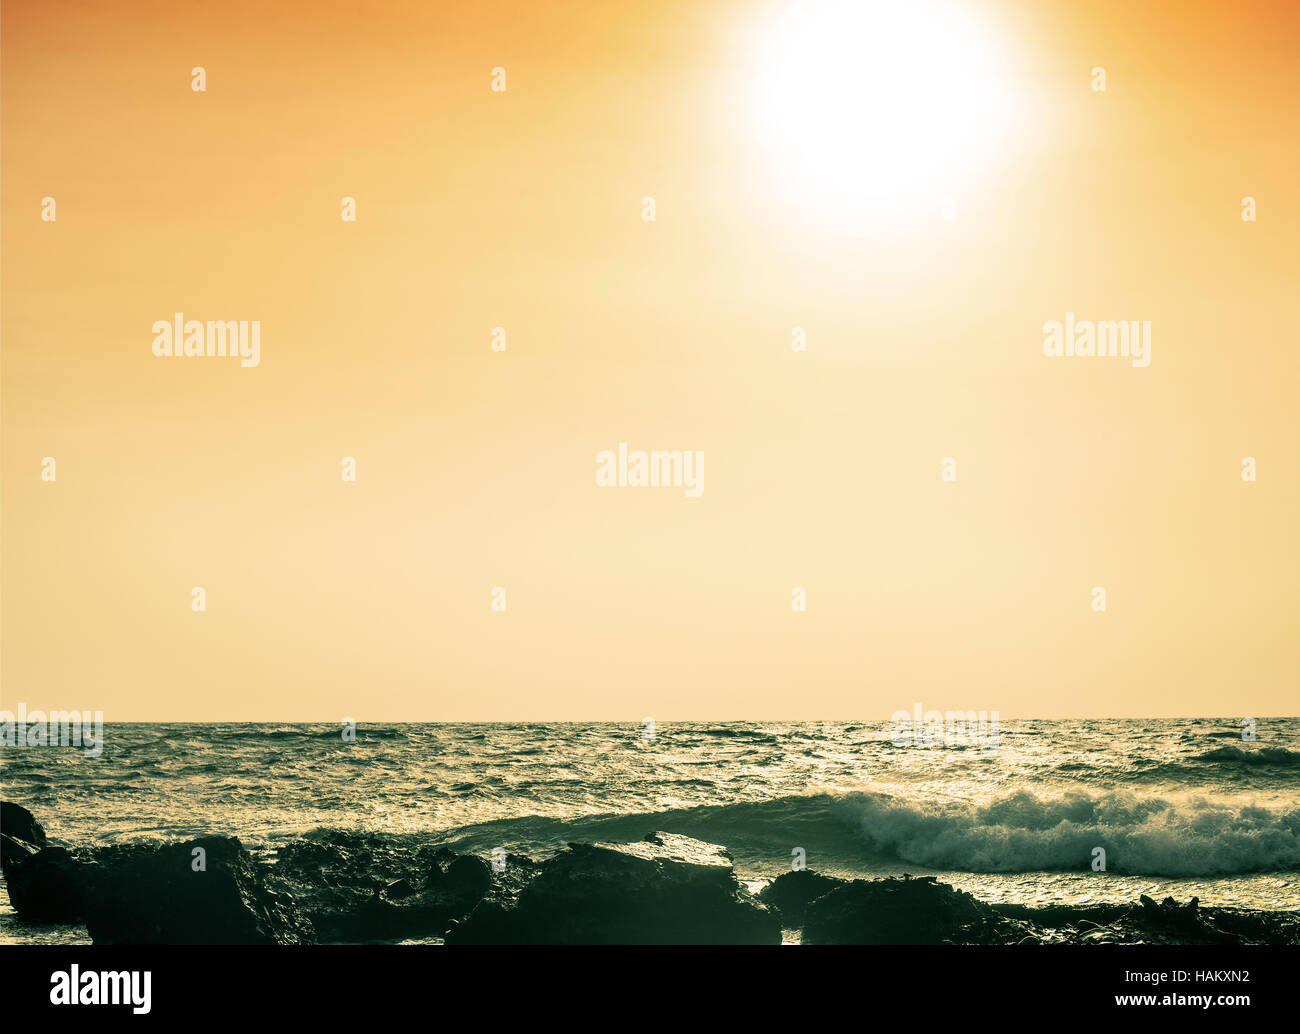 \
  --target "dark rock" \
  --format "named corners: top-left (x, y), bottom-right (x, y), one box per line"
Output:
top-left (1, 833), bottom-right (37, 868)
top-left (1119, 894), bottom-right (1234, 944)
top-left (987, 895), bottom-right (1300, 946)
top-left (802, 875), bottom-right (1011, 945)
top-left (86, 837), bottom-right (314, 944)
top-left (1207, 908), bottom-right (1300, 945)
top-left (759, 869), bottom-right (844, 927)
top-left (993, 901), bottom-right (1129, 928)
top-left (1, 802), bottom-right (46, 851)
top-left (440, 854), bottom-right (492, 900)
top-left (446, 831), bottom-right (781, 944)
top-left (3, 846), bottom-right (91, 923)
top-left (1139, 894), bottom-right (1199, 928)
top-left (272, 831), bottom-right (425, 941)
top-left (272, 832), bottom-right (499, 941)
top-left (353, 854), bottom-right (499, 940)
